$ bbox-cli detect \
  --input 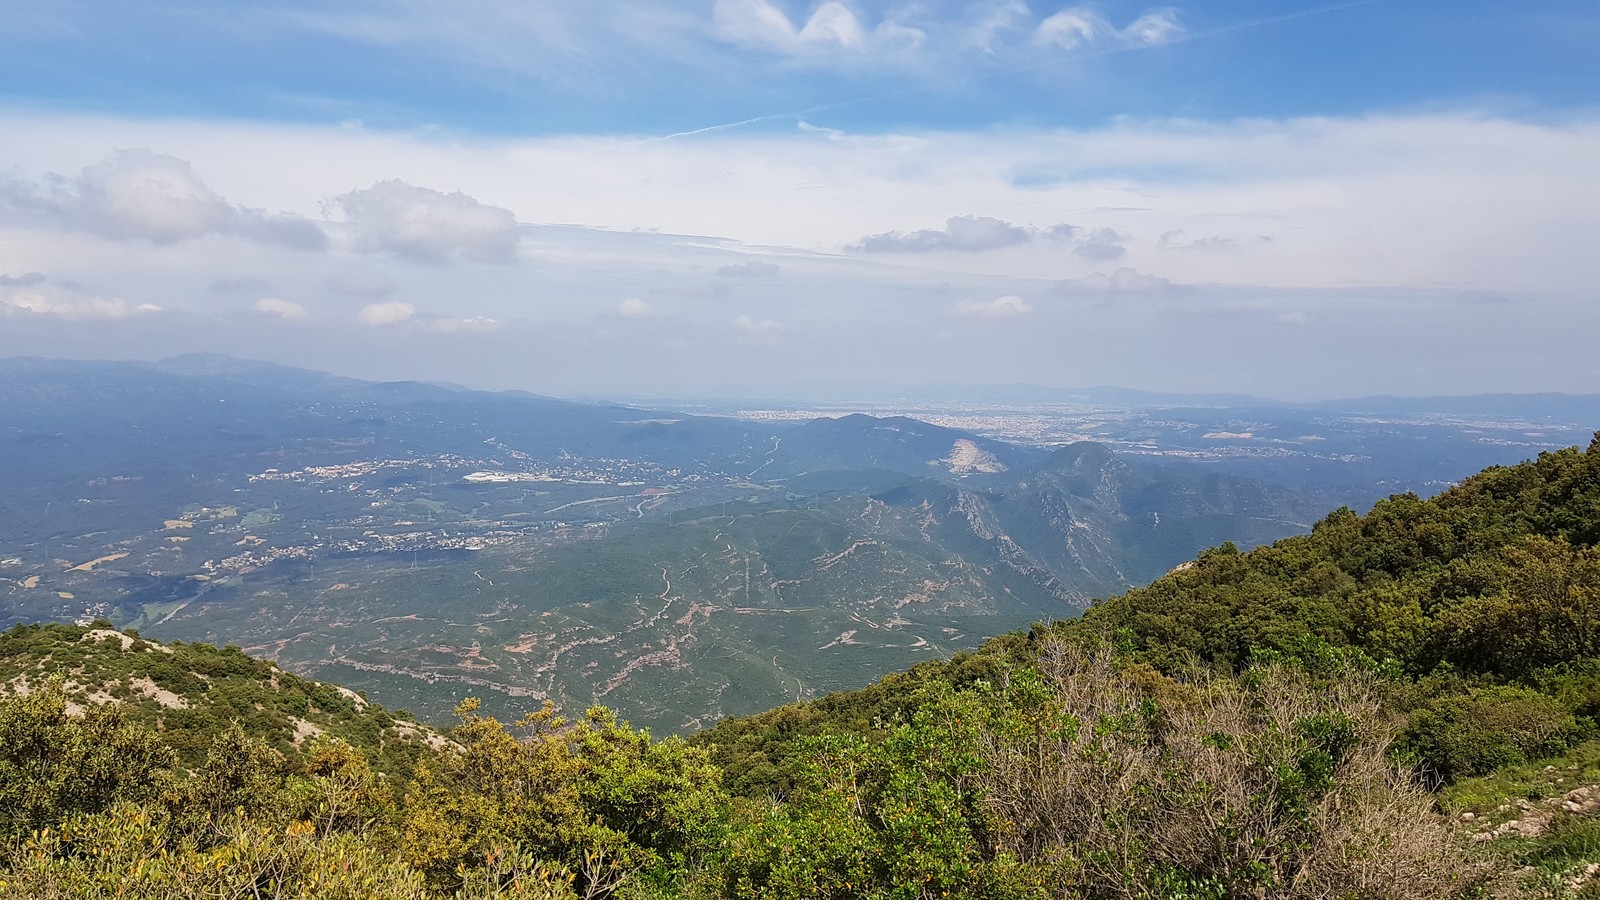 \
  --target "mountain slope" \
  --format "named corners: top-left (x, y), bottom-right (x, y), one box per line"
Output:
top-left (697, 432), bottom-right (1600, 795)
top-left (1083, 432), bottom-right (1600, 678)
top-left (0, 621), bottom-right (437, 773)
